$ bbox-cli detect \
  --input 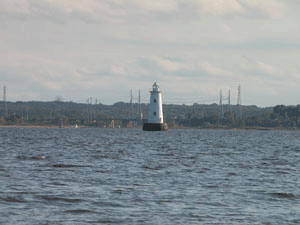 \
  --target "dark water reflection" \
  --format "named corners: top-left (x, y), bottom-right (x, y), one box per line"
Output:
top-left (1, 128), bottom-right (300, 224)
